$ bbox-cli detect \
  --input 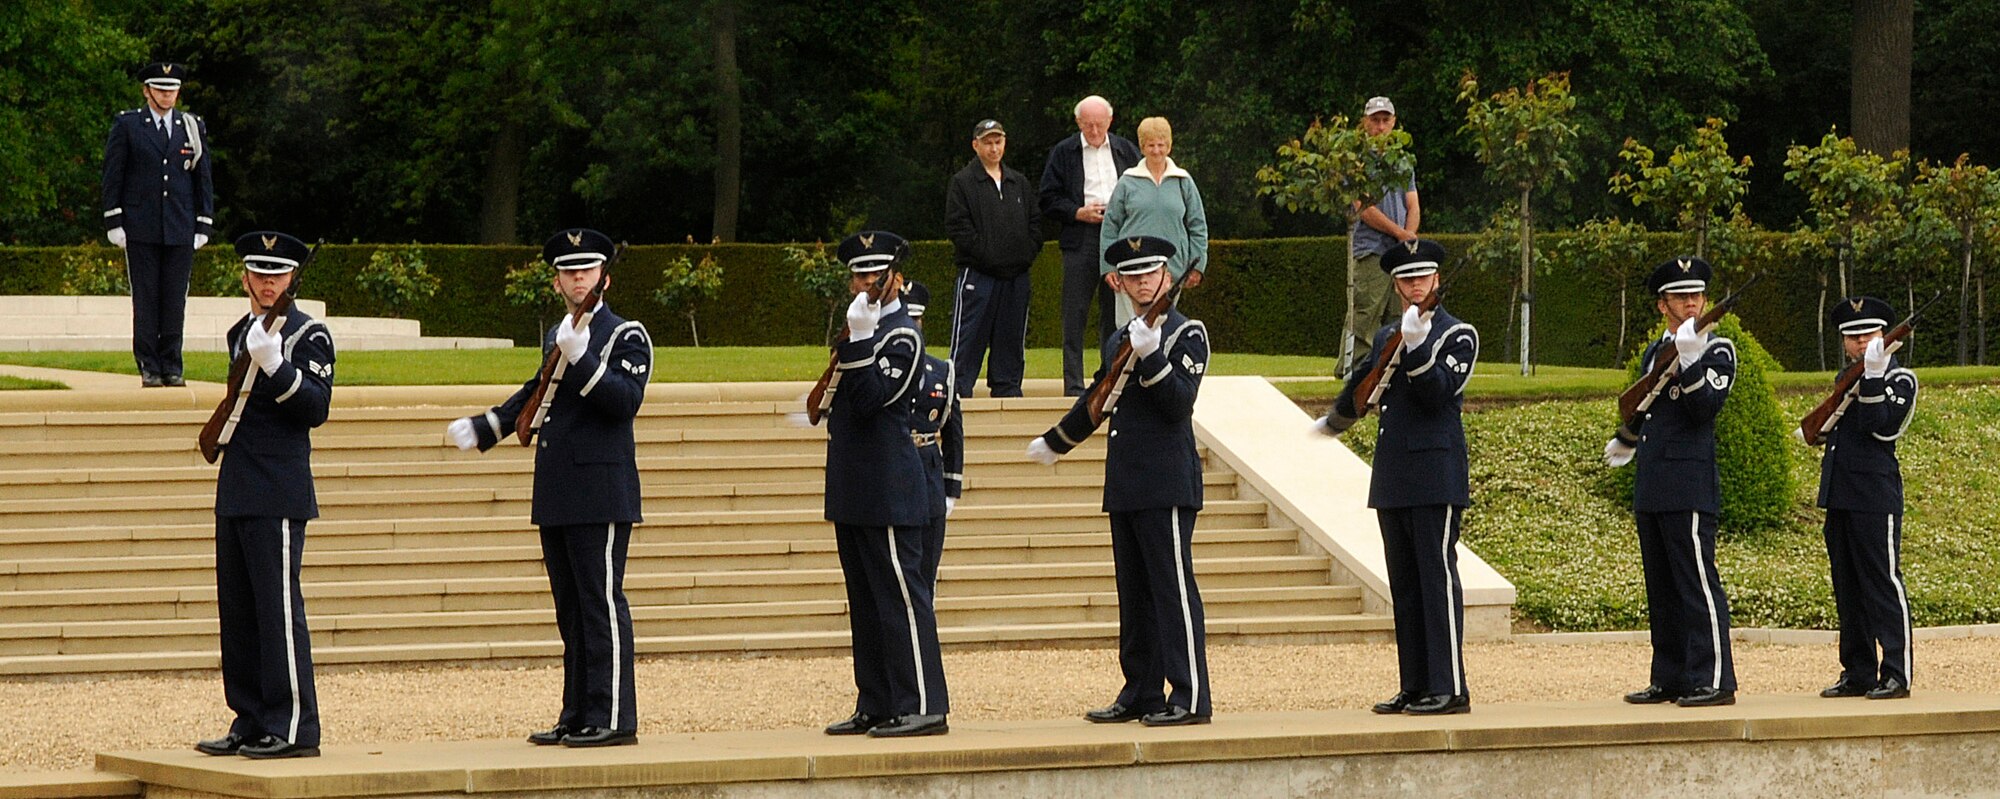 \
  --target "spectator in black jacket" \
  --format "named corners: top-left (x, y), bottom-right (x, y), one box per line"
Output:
top-left (946, 119), bottom-right (1041, 397)
top-left (1040, 96), bottom-right (1141, 396)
